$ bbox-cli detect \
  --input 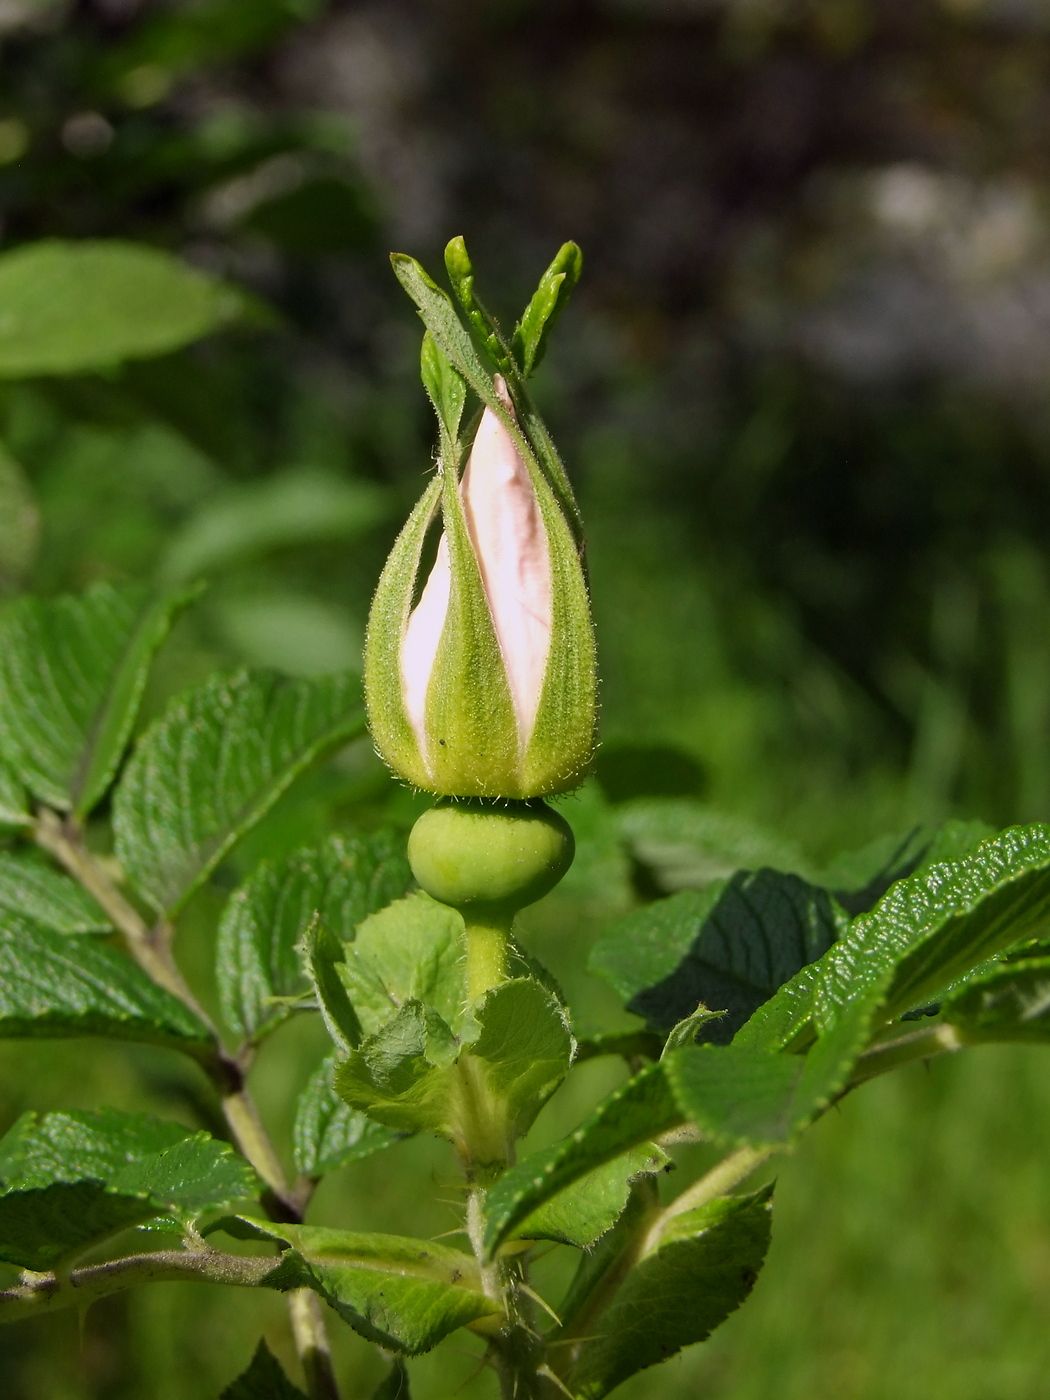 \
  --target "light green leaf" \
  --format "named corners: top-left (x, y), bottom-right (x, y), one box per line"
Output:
top-left (217, 831), bottom-right (411, 1040)
top-left (511, 241), bottom-right (583, 378)
top-left (0, 913), bottom-right (215, 1058)
top-left (562, 1189), bottom-right (773, 1399)
top-left (0, 1108), bottom-right (258, 1270)
top-left (0, 239), bottom-right (248, 378)
top-left (465, 978), bottom-right (573, 1143)
top-left (732, 961), bottom-right (823, 1053)
top-left (420, 330), bottom-right (467, 447)
top-left (220, 1340), bottom-right (308, 1400)
top-left (817, 823), bottom-right (1050, 1030)
top-left (113, 669), bottom-right (367, 916)
top-left (293, 1053), bottom-right (405, 1177)
top-left (0, 581), bottom-right (200, 815)
top-left (0, 852), bottom-right (111, 934)
top-left (512, 1144), bottom-right (668, 1249)
top-left (944, 956), bottom-right (1050, 1043)
top-left (334, 1001), bottom-right (455, 1136)
top-left (444, 236), bottom-right (515, 376)
top-left (161, 468), bottom-right (388, 585)
top-left (338, 892), bottom-right (467, 1039)
top-left (229, 1217), bottom-right (501, 1355)
top-left (591, 870), bottom-right (845, 1041)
